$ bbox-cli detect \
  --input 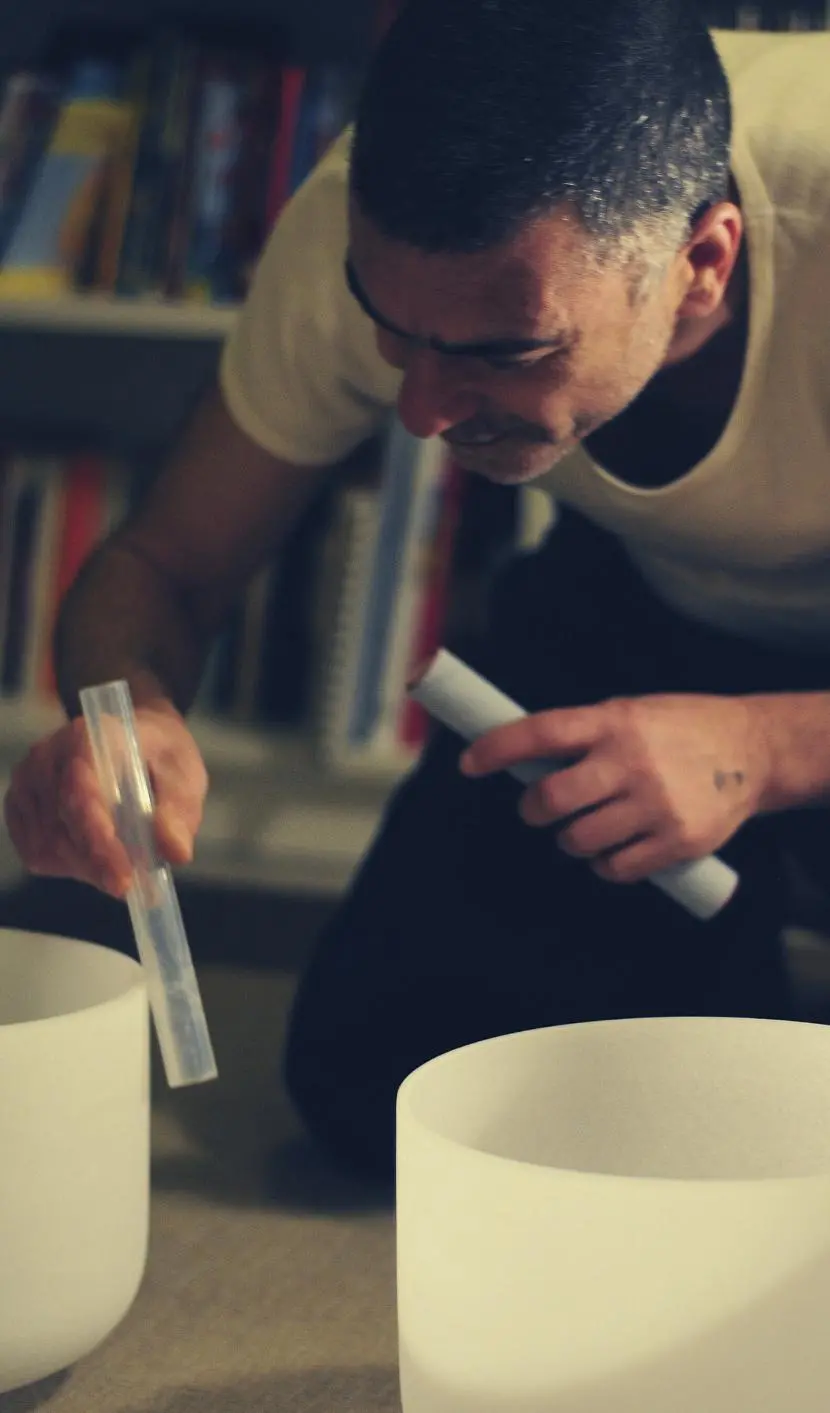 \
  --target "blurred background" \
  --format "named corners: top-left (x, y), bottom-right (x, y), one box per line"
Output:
top-left (0, 0), bottom-right (826, 992)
